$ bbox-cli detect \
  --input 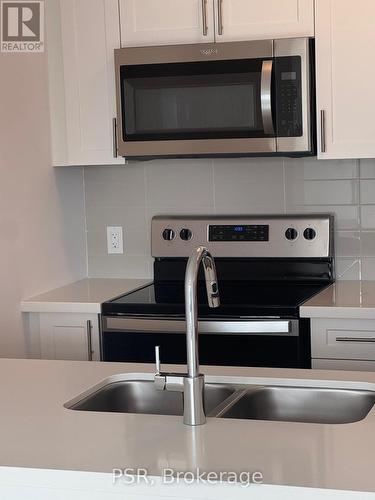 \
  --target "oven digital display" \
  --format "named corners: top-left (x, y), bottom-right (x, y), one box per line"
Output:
top-left (209, 225), bottom-right (269, 242)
